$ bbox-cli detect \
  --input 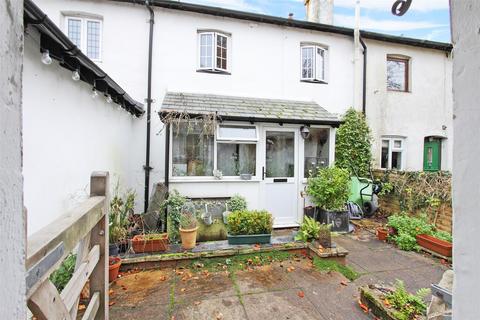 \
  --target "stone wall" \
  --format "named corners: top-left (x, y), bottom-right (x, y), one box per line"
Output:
top-left (375, 170), bottom-right (452, 233)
